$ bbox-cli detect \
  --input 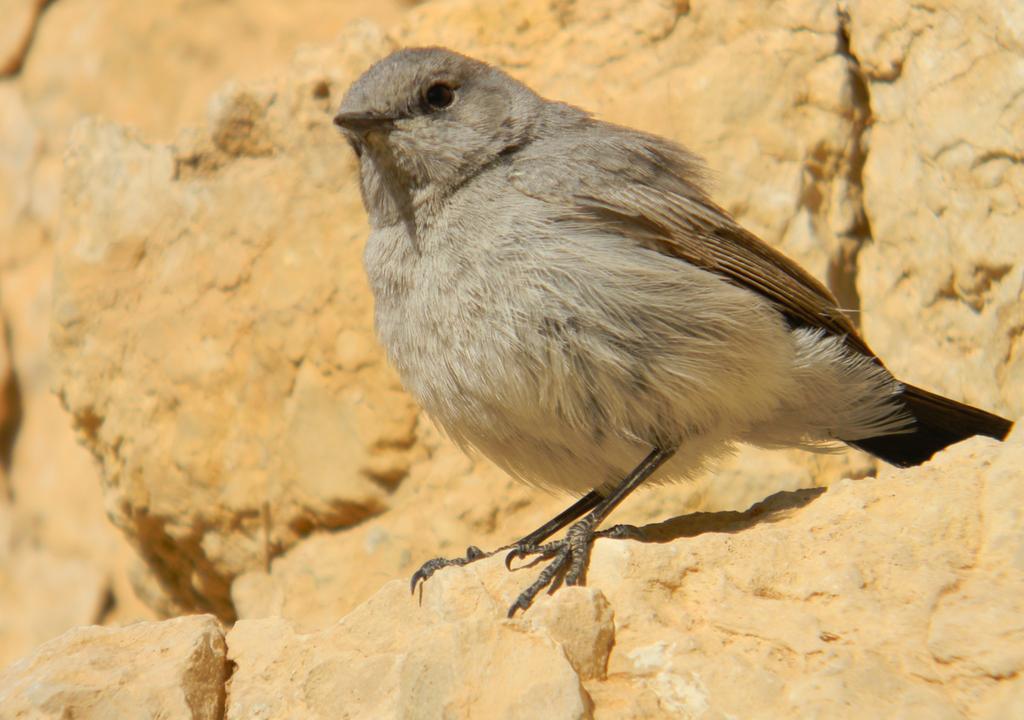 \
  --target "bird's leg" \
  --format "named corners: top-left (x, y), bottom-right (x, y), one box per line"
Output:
top-left (506, 446), bottom-right (675, 617)
top-left (409, 490), bottom-right (604, 594)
